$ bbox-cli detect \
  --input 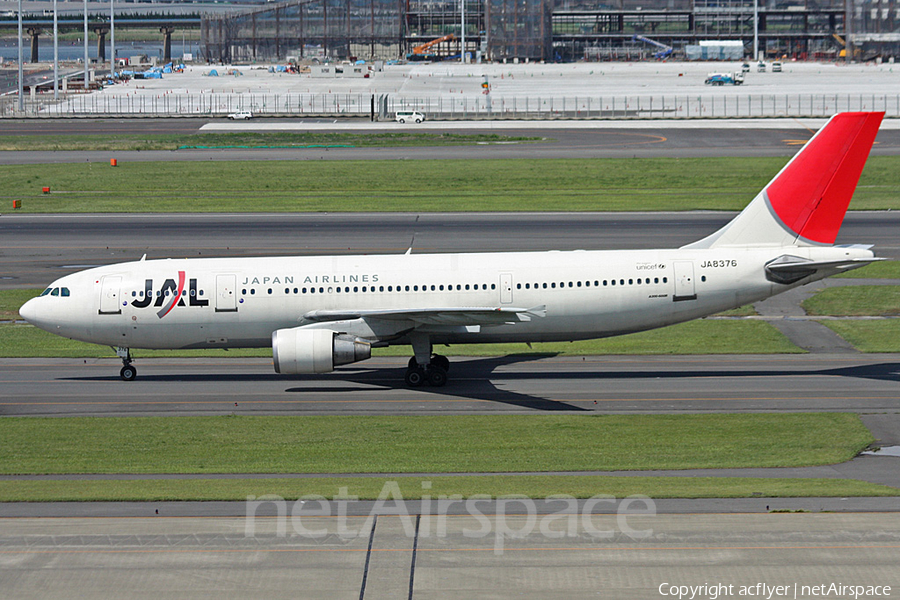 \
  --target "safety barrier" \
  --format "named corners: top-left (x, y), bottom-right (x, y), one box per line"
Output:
top-left (3, 92), bottom-right (900, 119)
